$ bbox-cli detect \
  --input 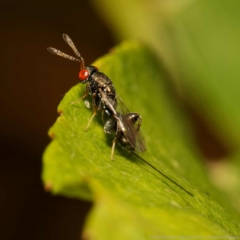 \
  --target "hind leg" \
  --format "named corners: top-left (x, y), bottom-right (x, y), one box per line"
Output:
top-left (84, 93), bottom-right (97, 131)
